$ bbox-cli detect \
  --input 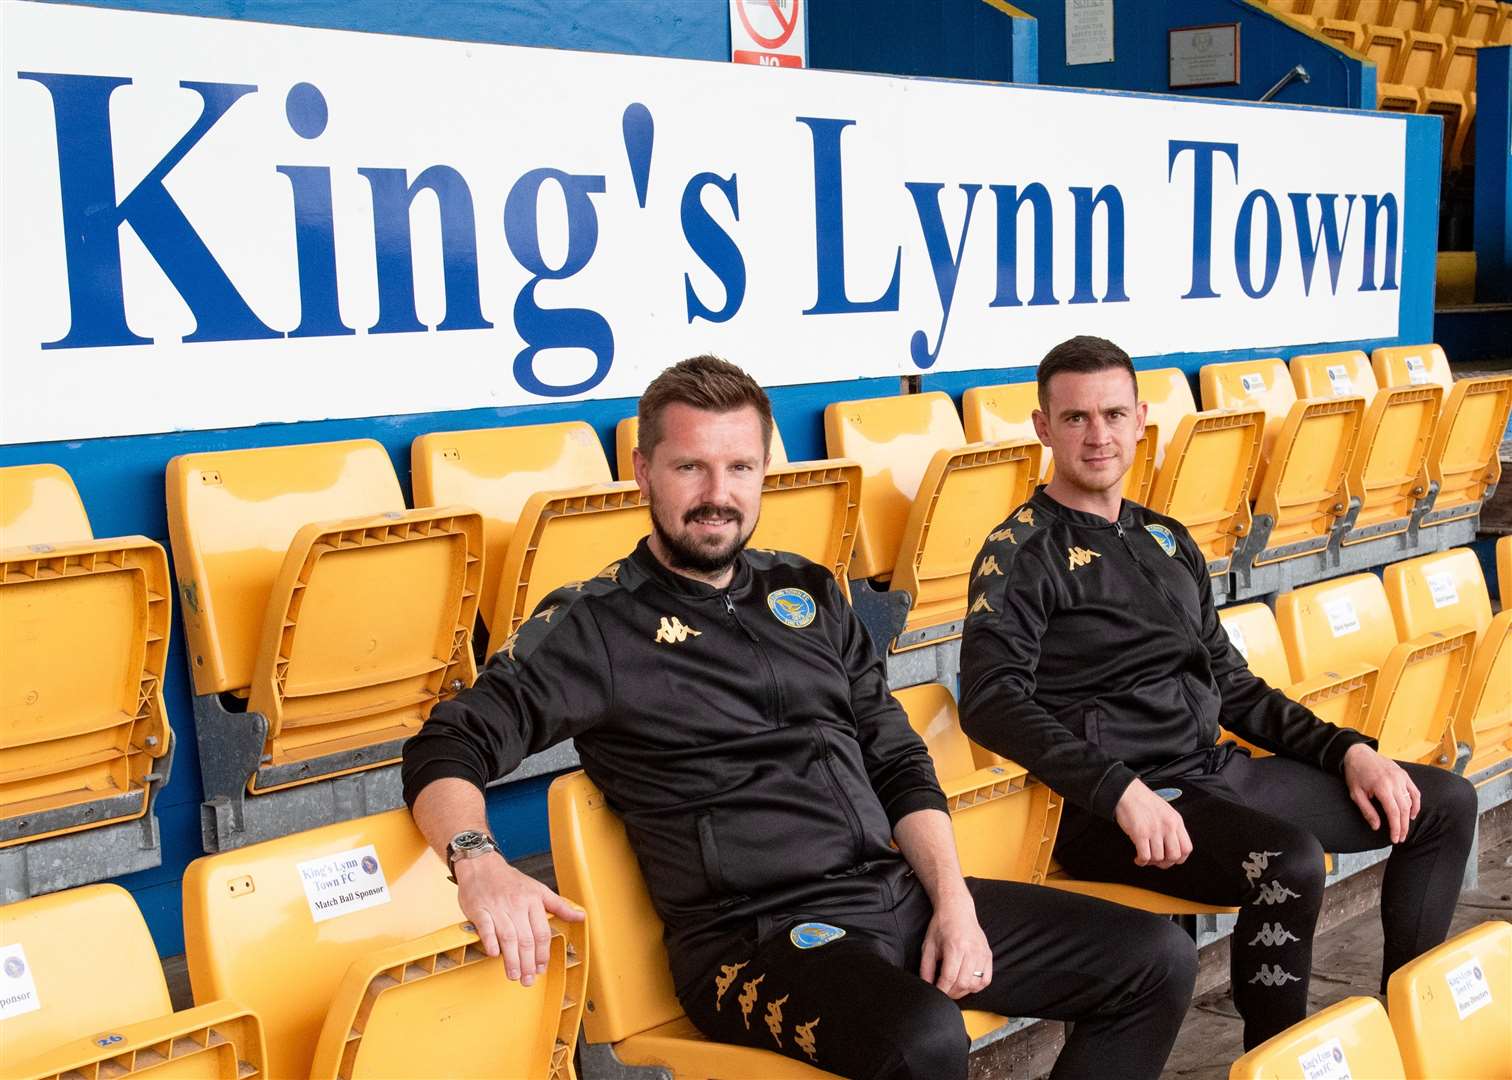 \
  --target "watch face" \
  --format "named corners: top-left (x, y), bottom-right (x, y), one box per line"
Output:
top-left (452, 830), bottom-right (487, 852)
